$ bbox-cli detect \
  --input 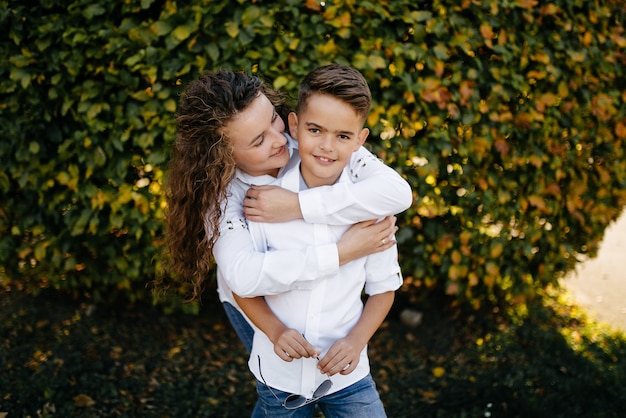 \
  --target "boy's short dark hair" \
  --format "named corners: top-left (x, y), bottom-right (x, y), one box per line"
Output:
top-left (297, 64), bottom-right (372, 122)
